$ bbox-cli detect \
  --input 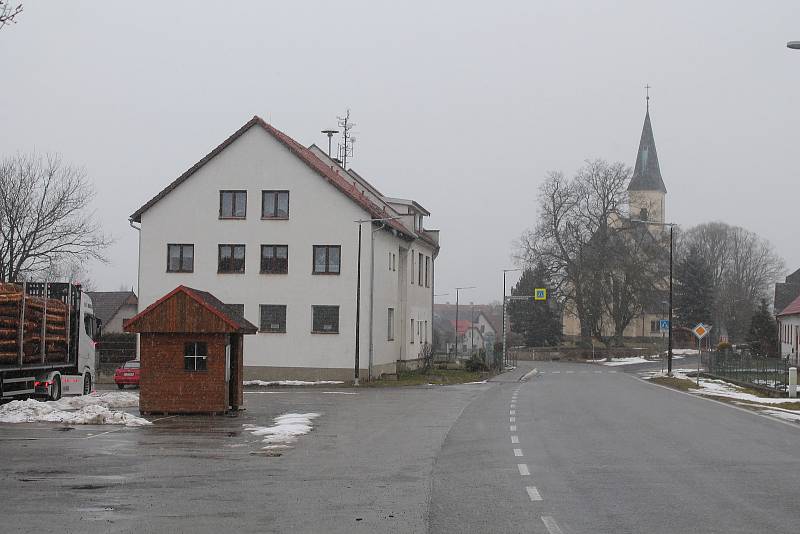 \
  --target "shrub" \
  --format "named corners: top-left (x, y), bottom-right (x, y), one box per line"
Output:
top-left (717, 341), bottom-right (732, 352)
top-left (465, 351), bottom-right (488, 372)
